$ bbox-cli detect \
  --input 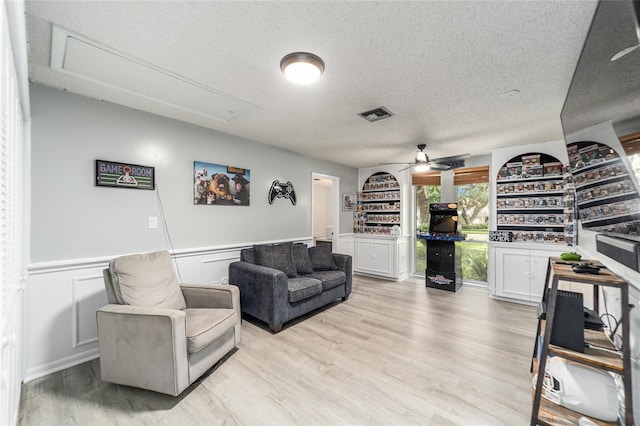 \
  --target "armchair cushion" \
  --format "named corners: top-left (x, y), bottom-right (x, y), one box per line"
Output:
top-left (254, 242), bottom-right (298, 278)
top-left (109, 251), bottom-right (186, 310)
top-left (184, 308), bottom-right (236, 353)
top-left (287, 277), bottom-right (322, 302)
top-left (308, 244), bottom-right (338, 271)
top-left (292, 243), bottom-right (314, 274)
